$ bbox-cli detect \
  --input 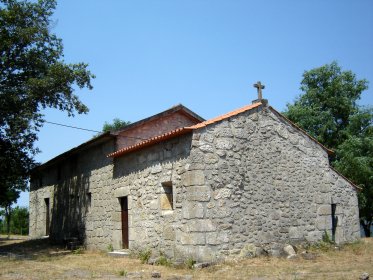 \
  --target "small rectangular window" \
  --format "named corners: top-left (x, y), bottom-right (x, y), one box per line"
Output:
top-left (161, 182), bottom-right (173, 210)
